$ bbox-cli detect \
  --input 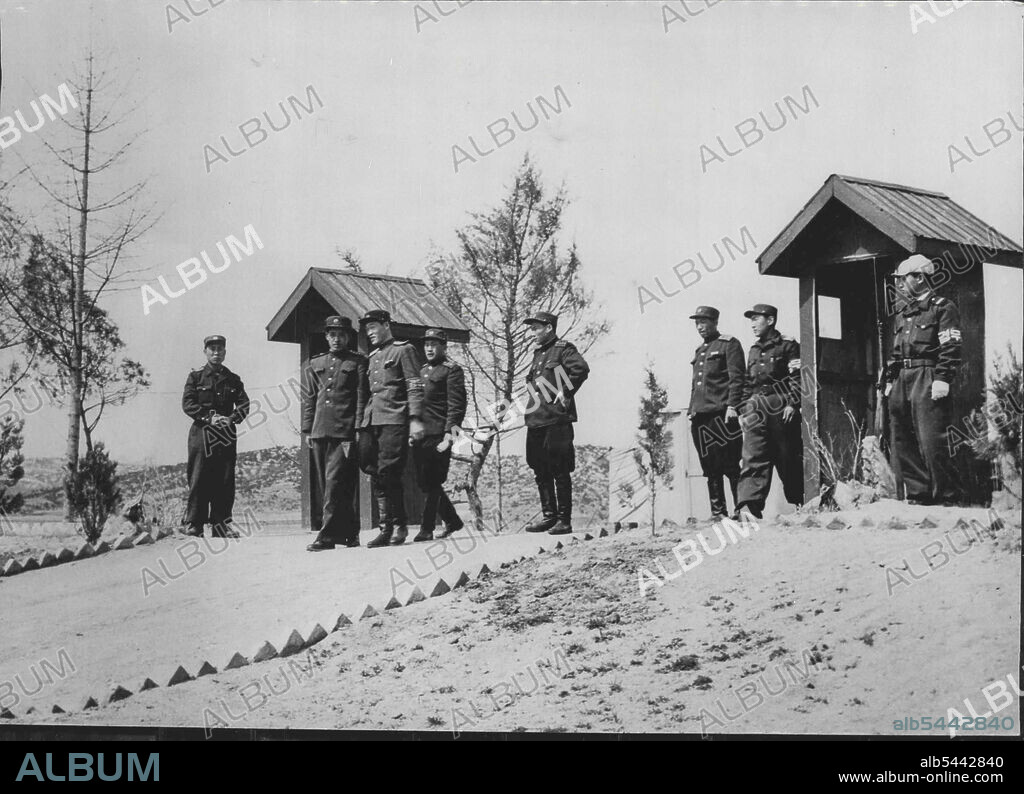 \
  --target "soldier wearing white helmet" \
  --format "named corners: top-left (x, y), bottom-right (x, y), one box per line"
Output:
top-left (879, 254), bottom-right (962, 505)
